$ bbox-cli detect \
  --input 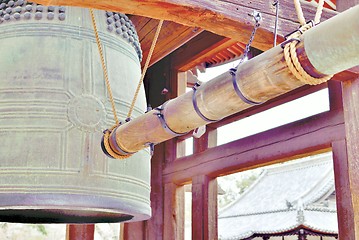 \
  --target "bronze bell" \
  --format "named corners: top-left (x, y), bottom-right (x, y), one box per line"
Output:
top-left (0, 1), bottom-right (151, 223)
